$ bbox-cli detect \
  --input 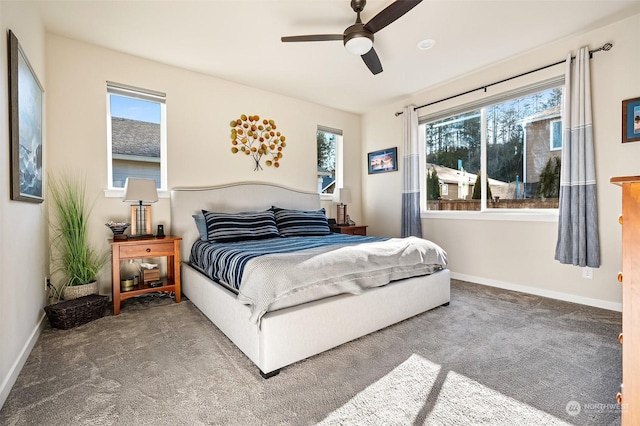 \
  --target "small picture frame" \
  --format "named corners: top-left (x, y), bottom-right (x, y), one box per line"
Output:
top-left (368, 147), bottom-right (398, 174)
top-left (622, 96), bottom-right (640, 143)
